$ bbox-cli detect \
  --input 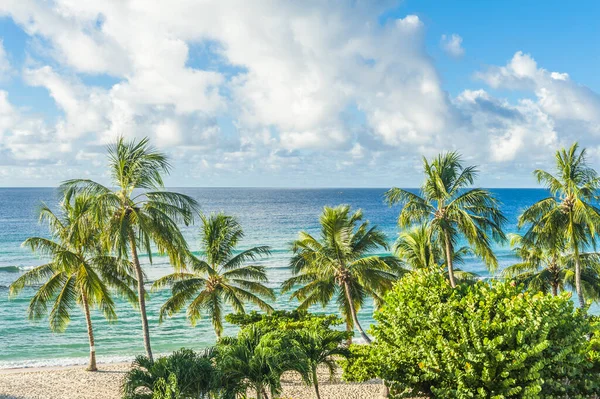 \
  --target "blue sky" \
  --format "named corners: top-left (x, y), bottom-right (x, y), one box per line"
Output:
top-left (401, 0), bottom-right (600, 94)
top-left (0, 0), bottom-right (599, 187)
